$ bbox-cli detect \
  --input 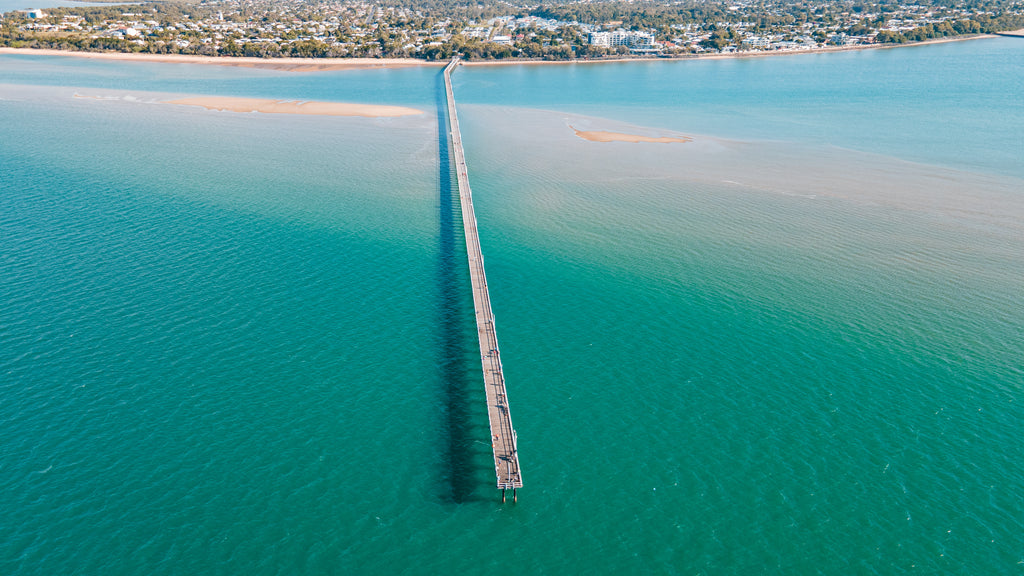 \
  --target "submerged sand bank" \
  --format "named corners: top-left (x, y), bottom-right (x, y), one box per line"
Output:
top-left (572, 126), bottom-right (691, 144)
top-left (0, 48), bottom-right (439, 71)
top-left (166, 96), bottom-right (423, 117)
